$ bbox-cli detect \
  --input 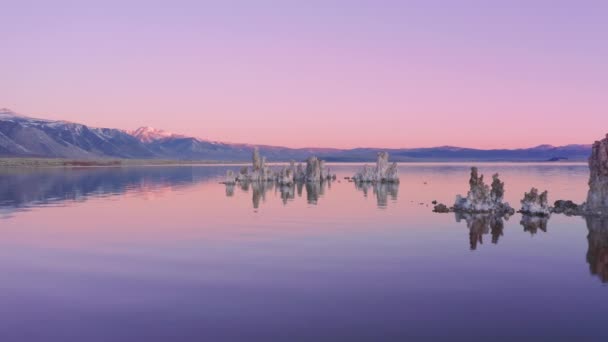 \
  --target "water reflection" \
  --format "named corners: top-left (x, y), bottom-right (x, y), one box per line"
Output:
top-left (228, 179), bottom-right (333, 208)
top-left (520, 215), bottom-right (549, 235)
top-left (277, 184), bottom-right (295, 204)
top-left (4, 164), bottom-right (608, 286)
top-left (354, 182), bottom-right (399, 208)
top-left (455, 212), bottom-right (510, 250)
top-left (586, 216), bottom-right (608, 283)
top-left (225, 183), bottom-right (235, 197)
top-left (0, 167), bottom-right (223, 218)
